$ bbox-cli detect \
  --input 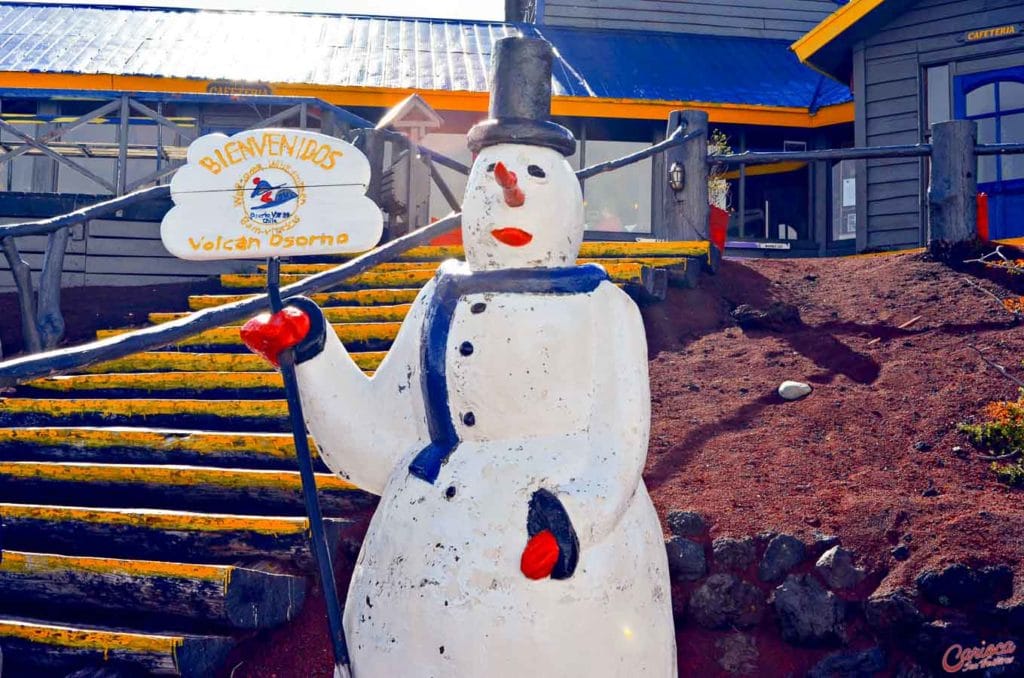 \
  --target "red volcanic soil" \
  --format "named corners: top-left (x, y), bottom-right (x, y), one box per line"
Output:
top-left (226, 249), bottom-right (1024, 677)
top-left (643, 250), bottom-right (1023, 588)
